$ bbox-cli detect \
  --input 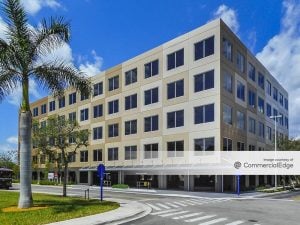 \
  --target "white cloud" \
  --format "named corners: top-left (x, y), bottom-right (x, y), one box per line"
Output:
top-left (256, 0), bottom-right (300, 138)
top-left (79, 50), bottom-right (103, 77)
top-left (6, 136), bottom-right (18, 145)
top-left (0, 17), bottom-right (8, 41)
top-left (20, 0), bottom-right (61, 15)
top-left (213, 4), bottom-right (239, 34)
